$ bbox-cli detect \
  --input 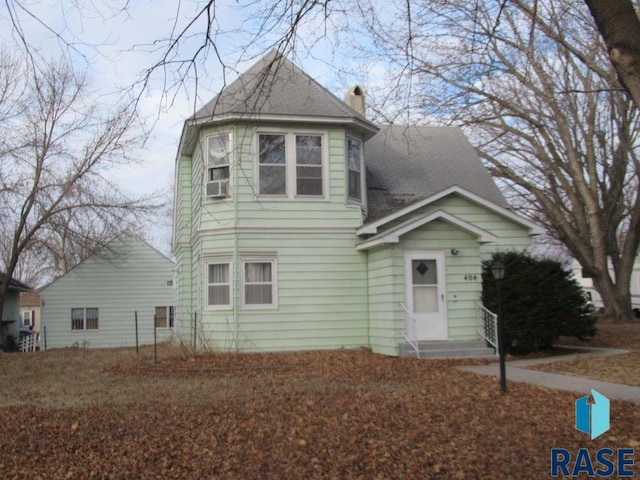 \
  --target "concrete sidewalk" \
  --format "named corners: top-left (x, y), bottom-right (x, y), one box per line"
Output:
top-left (459, 346), bottom-right (640, 404)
